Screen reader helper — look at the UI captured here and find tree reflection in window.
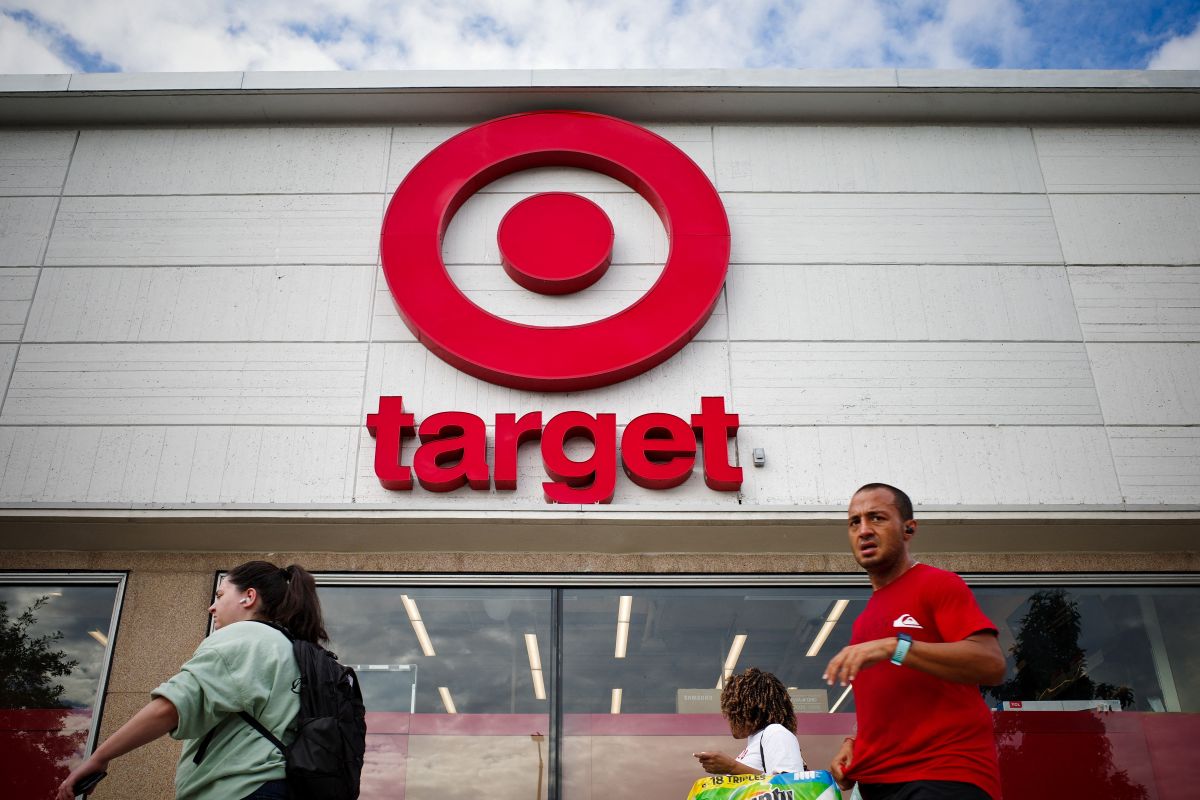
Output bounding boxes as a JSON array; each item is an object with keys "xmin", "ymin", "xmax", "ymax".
[
  {"xmin": 990, "ymin": 589, "xmax": 1147, "ymax": 800},
  {"xmin": 993, "ymin": 589, "xmax": 1133, "ymax": 709},
  {"xmin": 0, "ymin": 597, "xmax": 85, "ymax": 797}
]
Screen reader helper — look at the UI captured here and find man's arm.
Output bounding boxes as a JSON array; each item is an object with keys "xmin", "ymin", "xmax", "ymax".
[
  {"xmin": 823, "ymin": 631, "xmax": 1005, "ymax": 687},
  {"xmin": 830, "ymin": 737, "xmax": 855, "ymax": 790}
]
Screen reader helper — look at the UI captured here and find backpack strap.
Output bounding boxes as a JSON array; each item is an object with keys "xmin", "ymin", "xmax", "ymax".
[
  {"xmin": 237, "ymin": 711, "xmax": 288, "ymax": 753},
  {"xmin": 193, "ymin": 711, "xmax": 286, "ymax": 765},
  {"xmin": 193, "ymin": 726, "xmax": 218, "ymax": 765}
]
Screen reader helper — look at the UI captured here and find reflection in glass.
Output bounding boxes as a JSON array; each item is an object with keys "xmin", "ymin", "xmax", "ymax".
[
  {"xmin": 562, "ymin": 588, "xmax": 871, "ymax": 715},
  {"xmin": 0, "ymin": 583, "xmax": 120, "ymax": 799},
  {"xmin": 978, "ymin": 586, "xmax": 1200, "ymax": 714},
  {"xmin": 313, "ymin": 580, "xmax": 1197, "ymax": 800},
  {"xmin": 979, "ymin": 587, "xmax": 1184, "ymax": 800},
  {"xmin": 319, "ymin": 586, "xmax": 551, "ymax": 800},
  {"xmin": 560, "ymin": 588, "xmax": 871, "ymax": 800}
]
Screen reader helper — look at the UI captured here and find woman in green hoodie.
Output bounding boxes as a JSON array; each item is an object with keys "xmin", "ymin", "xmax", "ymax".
[{"xmin": 56, "ymin": 561, "xmax": 328, "ymax": 800}]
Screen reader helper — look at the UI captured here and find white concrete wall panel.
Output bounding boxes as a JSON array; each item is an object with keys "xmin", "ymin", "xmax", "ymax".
[
  {"xmin": 1051, "ymin": 194, "xmax": 1200, "ymax": 265},
  {"xmin": 386, "ymin": 123, "xmax": 716, "ymax": 193},
  {"xmin": 0, "ymin": 197, "xmax": 57, "ymax": 266},
  {"xmin": 363, "ymin": 341, "xmax": 730, "ymax": 423},
  {"xmin": 1035, "ymin": 128, "xmax": 1200, "ymax": 193},
  {"xmin": 724, "ymin": 194, "xmax": 1063, "ymax": 265},
  {"xmin": 372, "ymin": 264, "xmax": 727, "ymax": 342},
  {"xmin": 0, "ymin": 344, "xmax": 16, "ymax": 408},
  {"xmin": 0, "ymin": 268, "xmax": 38, "ymax": 341},
  {"xmin": 0, "ymin": 425, "xmax": 357, "ymax": 504},
  {"xmin": 1069, "ymin": 266, "xmax": 1200, "ymax": 342},
  {"xmin": 1108, "ymin": 427, "xmax": 1200, "ymax": 506},
  {"xmin": 25, "ymin": 265, "xmax": 375, "ymax": 342},
  {"xmin": 1, "ymin": 343, "xmax": 368, "ymax": 425},
  {"xmin": 44, "ymin": 195, "xmax": 383, "ymax": 266},
  {"xmin": 2, "ymin": 113, "xmax": 1198, "ymax": 516},
  {"xmin": 0, "ymin": 131, "xmax": 75, "ymax": 196},
  {"xmin": 714, "ymin": 126, "xmax": 1044, "ymax": 193},
  {"xmin": 738, "ymin": 425, "xmax": 1121, "ymax": 508},
  {"xmin": 730, "ymin": 342, "xmax": 1101, "ymax": 425},
  {"xmin": 727, "ymin": 264, "xmax": 1080, "ymax": 341},
  {"xmin": 1089, "ymin": 343, "xmax": 1200, "ymax": 425},
  {"xmin": 353, "ymin": 425, "xmax": 738, "ymax": 508},
  {"xmin": 65, "ymin": 128, "xmax": 390, "ymax": 195}
]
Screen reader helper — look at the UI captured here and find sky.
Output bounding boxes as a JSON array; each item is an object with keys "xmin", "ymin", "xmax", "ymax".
[{"xmin": 0, "ymin": 0, "xmax": 1198, "ymax": 74}]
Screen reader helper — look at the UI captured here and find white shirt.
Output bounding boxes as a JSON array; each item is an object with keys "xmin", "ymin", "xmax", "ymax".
[{"xmin": 734, "ymin": 723, "xmax": 806, "ymax": 774}]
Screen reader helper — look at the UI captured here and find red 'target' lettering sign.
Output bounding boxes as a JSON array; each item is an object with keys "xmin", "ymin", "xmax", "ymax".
[
  {"xmin": 367, "ymin": 397, "xmax": 742, "ymax": 504},
  {"xmin": 370, "ymin": 112, "xmax": 738, "ymax": 502}
]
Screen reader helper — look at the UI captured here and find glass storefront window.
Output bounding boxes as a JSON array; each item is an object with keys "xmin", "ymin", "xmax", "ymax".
[
  {"xmin": 978, "ymin": 586, "xmax": 1200, "ymax": 713},
  {"xmin": 316, "ymin": 584, "xmax": 552, "ymax": 800},
  {"xmin": 560, "ymin": 587, "xmax": 872, "ymax": 799},
  {"xmin": 309, "ymin": 576, "xmax": 1197, "ymax": 800},
  {"xmin": 0, "ymin": 573, "xmax": 124, "ymax": 800}
]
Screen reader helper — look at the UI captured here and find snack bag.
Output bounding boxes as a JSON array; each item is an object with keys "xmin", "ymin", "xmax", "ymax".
[{"xmin": 686, "ymin": 770, "xmax": 842, "ymax": 800}]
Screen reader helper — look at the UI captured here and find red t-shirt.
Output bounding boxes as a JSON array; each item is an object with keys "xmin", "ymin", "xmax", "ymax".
[{"xmin": 847, "ymin": 564, "xmax": 1002, "ymax": 799}]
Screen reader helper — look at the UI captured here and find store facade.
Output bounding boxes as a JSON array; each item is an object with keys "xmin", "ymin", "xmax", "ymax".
[{"xmin": 1, "ymin": 69, "xmax": 1198, "ymax": 799}]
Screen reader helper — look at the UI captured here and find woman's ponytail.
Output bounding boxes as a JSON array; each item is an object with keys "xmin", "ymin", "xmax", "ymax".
[
  {"xmin": 274, "ymin": 564, "xmax": 328, "ymax": 644},
  {"xmin": 226, "ymin": 560, "xmax": 329, "ymax": 644}
]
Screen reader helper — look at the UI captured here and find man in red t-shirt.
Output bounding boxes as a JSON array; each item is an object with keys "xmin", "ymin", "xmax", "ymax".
[{"xmin": 823, "ymin": 483, "xmax": 1006, "ymax": 800}]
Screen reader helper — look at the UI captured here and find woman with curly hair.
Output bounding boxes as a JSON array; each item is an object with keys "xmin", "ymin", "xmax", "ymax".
[{"xmin": 694, "ymin": 667, "xmax": 807, "ymax": 775}]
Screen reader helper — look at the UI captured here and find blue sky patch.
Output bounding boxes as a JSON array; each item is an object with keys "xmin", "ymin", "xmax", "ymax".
[{"xmin": 4, "ymin": 8, "xmax": 120, "ymax": 72}]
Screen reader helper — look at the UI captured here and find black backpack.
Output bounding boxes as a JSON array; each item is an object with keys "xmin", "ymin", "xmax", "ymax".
[{"xmin": 195, "ymin": 621, "xmax": 367, "ymax": 800}]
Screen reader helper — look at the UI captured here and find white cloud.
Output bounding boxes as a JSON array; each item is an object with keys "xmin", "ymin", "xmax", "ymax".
[
  {"xmin": 1148, "ymin": 19, "xmax": 1200, "ymax": 69},
  {"xmin": 0, "ymin": 13, "xmax": 73, "ymax": 72},
  {"xmin": 0, "ymin": 0, "xmax": 1034, "ymax": 73}
]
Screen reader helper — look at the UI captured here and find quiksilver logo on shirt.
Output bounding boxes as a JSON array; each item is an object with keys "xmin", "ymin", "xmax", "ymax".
[{"xmin": 893, "ymin": 613, "xmax": 924, "ymax": 629}]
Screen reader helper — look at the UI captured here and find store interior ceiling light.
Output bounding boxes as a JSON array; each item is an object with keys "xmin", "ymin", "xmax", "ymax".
[
  {"xmin": 717, "ymin": 633, "xmax": 748, "ymax": 688},
  {"xmin": 400, "ymin": 594, "xmax": 436, "ymax": 657},
  {"xmin": 615, "ymin": 594, "xmax": 633, "ymax": 658},
  {"xmin": 611, "ymin": 688, "xmax": 623, "ymax": 715},
  {"xmin": 88, "ymin": 629, "xmax": 108, "ymax": 647},
  {"xmin": 806, "ymin": 599, "xmax": 850, "ymax": 658},
  {"xmin": 525, "ymin": 633, "xmax": 547, "ymax": 700},
  {"xmin": 438, "ymin": 686, "xmax": 458, "ymax": 714},
  {"xmin": 830, "ymin": 684, "xmax": 853, "ymax": 714}
]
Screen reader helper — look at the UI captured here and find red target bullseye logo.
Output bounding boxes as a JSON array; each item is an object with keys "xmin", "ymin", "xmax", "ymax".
[{"xmin": 379, "ymin": 110, "xmax": 730, "ymax": 392}]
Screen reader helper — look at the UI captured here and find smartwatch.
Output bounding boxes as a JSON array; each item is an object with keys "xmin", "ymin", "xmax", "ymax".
[{"xmin": 890, "ymin": 632, "xmax": 913, "ymax": 666}]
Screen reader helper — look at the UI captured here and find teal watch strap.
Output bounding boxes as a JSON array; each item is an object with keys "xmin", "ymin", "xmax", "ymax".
[{"xmin": 890, "ymin": 632, "xmax": 913, "ymax": 666}]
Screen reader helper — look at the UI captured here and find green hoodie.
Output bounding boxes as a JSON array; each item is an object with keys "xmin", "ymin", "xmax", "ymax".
[{"xmin": 152, "ymin": 620, "xmax": 299, "ymax": 800}]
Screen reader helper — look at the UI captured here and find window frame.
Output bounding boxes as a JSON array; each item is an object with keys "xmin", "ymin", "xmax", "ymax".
[
  {"xmin": 302, "ymin": 570, "xmax": 1198, "ymax": 799},
  {"xmin": 0, "ymin": 571, "xmax": 128, "ymax": 757}
]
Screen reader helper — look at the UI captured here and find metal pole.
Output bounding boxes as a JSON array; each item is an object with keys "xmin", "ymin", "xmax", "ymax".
[
  {"xmin": 410, "ymin": 663, "xmax": 418, "ymax": 715},
  {"xmin": 549, "ymin": 589, "xmax": 563, "ymax": 800}
]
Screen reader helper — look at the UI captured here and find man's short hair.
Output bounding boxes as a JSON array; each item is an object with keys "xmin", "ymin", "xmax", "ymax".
[{"xmin": 854, "ymin": 482, "xmax": 914, "ymax": 521}]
